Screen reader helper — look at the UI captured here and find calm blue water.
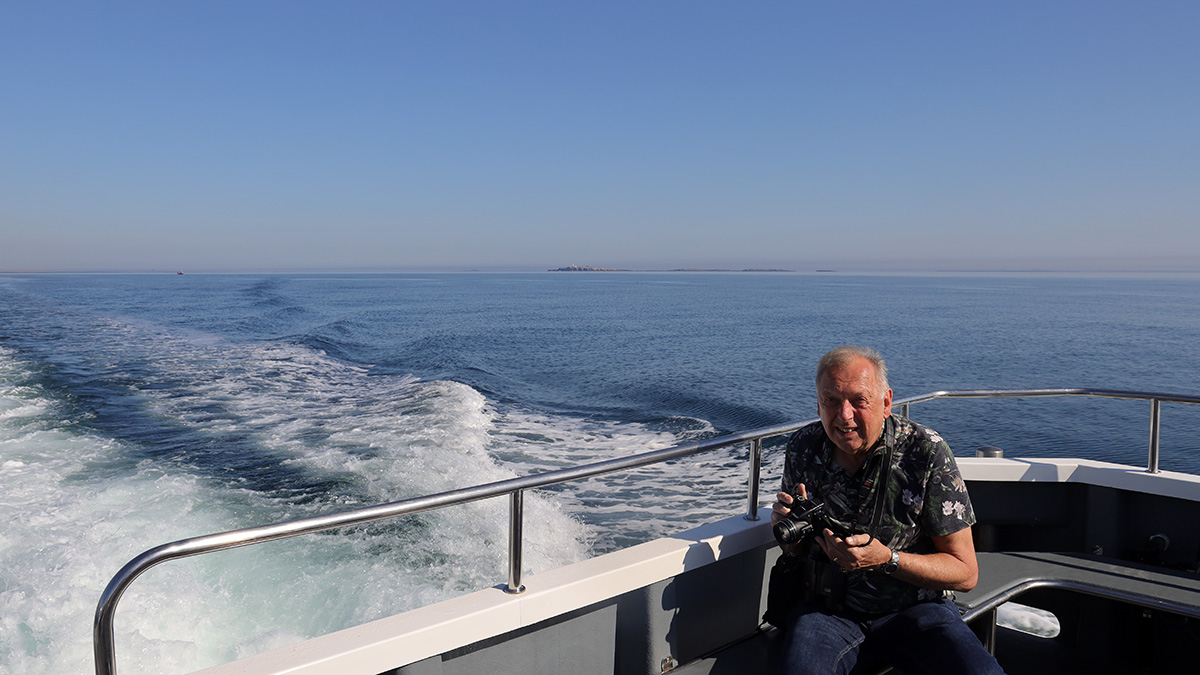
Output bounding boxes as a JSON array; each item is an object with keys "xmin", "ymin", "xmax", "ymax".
[{"xmin": 3, "ymin": 272, "xmax": 1200, "ymax": 673}]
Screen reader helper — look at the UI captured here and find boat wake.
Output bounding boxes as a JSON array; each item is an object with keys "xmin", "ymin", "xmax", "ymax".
[{"xmin": 0, "ymin": 312, "xmax": 740, "ymax": 673}]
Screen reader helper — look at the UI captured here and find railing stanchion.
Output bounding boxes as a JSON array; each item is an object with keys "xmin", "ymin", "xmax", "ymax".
[
  {"xmin": 1148, "ymin": 398, "xmax": 1161, "ymax": 474},
  {"xmin": 899, "ymin": 403, "xmax": 910, "ymax": 419},
  {"xmin": 506, "ymin": 490, "xmax": 526, "ymax": 593},
  {"xmin": 745, "ymin": 439, "xmax": 762, "ymax": 520}
]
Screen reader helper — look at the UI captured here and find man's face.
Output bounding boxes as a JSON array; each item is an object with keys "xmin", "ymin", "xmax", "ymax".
[{"xmin": 817, "ymin": 356, "xmax": 893, "ymax": 456}]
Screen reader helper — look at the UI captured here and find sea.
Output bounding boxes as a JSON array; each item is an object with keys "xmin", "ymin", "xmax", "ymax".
[{"xmin": 3, "ymin": 271, "xmax": 1200, "ymax": 674}]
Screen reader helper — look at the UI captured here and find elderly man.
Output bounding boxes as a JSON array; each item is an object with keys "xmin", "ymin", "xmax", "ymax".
[{"xmin": 771, "ymin": 346, "xmax": 1003, "ymax": 674}]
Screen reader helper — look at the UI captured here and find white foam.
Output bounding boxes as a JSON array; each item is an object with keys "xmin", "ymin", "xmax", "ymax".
[
  {"xmin": 0, "ymin": 337, "xmax": 594, "ymax": 674},
  {"xmin": 0, "ymin": 353, "xmax": 236, "ymax": 673},
  {"xmin": 486, "ymin": 409, "xmax": 759, "ymax": 551},
  {"xmin": 0, "ymin": 321, "xmax": 741, "ymax": 674}
]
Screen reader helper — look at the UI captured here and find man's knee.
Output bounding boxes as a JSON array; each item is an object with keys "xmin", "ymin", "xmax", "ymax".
[
  {"xmin": 907, "ymin": 598, "xmax": 972, "ymax": 633},
  {"xmin": 778, "ymin": 604, "xmax": 867, "ymax": 675},
  {"xmin": 874, "ymin": 601, "xmax": 1003, "ymax": 674}
]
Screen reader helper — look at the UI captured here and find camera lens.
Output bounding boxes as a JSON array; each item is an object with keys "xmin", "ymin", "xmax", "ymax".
[{"xmin": 773, "ymin": 517, "xmax": 813, "ymax": 546}]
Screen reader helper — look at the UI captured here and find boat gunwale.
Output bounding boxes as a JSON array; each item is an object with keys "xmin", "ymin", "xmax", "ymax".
[
  {"xmin": 191, "ymin": 456, "xmax": 1200, "ymax": 675},
  {"xmin": 94, "ymin": 387, "xmax": 1200, "ymax": 675}
]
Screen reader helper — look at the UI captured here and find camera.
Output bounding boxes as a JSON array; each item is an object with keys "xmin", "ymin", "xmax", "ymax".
[{"xmin": 772, "ymin": 495, "xmax": 854, "ymax": 547}]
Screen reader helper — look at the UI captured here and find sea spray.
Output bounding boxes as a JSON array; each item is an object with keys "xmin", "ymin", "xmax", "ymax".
[{"xmin": 0, "ymin": 338, "xmax": 595, "ymax": 673}]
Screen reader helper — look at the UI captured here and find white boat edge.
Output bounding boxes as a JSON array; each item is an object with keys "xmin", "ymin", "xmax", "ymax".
[{"xmin": 188, "ymin": 456, "xmax": 1200, "ymax": 675}]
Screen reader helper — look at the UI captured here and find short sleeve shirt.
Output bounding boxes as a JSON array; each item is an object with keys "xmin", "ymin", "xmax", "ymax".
[{"xmin": 782, "ymin": 414, "xmax": 975, "ymax": 614}]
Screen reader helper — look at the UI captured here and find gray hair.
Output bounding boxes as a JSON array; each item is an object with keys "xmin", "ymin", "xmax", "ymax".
[{"xmin": 816, "ymin": 345, "xmax": 890, "ymax": 394}]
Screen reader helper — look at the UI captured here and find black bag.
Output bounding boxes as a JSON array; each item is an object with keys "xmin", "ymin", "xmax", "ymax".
[
  {"xmin": 763, "ymin": 553, "xmax": 804, "ymax": 627},
  {"xmin": 764, "ymin": 550, "xmax": 848, "ymax": 627}
]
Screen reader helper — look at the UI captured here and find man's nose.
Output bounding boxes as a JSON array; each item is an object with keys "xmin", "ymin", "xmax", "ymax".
[{"xmin": 838, "ymin": 400, "xmax": 855, "ymax": 420}]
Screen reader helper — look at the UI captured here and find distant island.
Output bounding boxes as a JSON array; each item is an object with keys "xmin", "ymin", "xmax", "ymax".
[
  {"xmin": 549, "ymin": 266, "xmax": 792, "ymax": 272},
  {"xmin": 674, "ymin": 268, "xmax": 793, "ymax": 272}
]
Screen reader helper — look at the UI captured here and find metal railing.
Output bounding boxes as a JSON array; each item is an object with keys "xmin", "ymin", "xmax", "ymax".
[
  {"xmin": 94, "ymin": 387, "xmax": 1200, "ymax": 674},
  {"xmin": 893, "ymin": 388, "xmax": 1200, "ymax": 474}
]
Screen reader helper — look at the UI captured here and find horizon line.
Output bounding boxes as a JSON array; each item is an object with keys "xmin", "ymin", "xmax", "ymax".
[{"xmin": 6, "ymin": 267, "xmax": 1200, "ymax": 277}]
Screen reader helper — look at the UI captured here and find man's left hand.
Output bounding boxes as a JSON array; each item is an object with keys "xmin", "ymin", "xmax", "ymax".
[{"xmin": 816, "ymin": 529, "xmax": 890, "ymax": 571}]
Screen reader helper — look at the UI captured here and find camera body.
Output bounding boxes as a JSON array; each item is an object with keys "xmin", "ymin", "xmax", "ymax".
[{"xmin": 772, "ymin": 495, "xmax": 854, "ymax": 547}]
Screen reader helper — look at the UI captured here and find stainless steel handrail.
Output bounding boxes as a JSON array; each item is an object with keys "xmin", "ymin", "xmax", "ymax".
[
  {"xmin": 93, "ymin": 419, "xmax": 804, "ymax": 675},
  {"xmin": 94, "ymin": 387, "xmax": 1200, "ymax": 674},
  {"xmin": 892, "ymin": 388, "xmax": 1200, "ymax": 474}
]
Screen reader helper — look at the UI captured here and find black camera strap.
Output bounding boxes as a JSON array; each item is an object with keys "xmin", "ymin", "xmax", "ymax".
[{"xmin": 854, "ymin": 416, "xmax": 898, "ymax": 545}]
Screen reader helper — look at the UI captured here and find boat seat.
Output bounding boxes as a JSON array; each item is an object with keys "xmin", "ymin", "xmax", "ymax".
[
  {"xmin": 957, "ymin": 551, "xmax": 1200, "ymax": 624},
  {"xmin": 671, "ymin": 627, "xmax": 893, "ymax": 675},
  {"xmin": 682, "ymin": 552, "xmax": 1200, "ymax": 674}
]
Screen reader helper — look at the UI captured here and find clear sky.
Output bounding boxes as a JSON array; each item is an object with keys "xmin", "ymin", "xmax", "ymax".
[{"xmin": 2, "ymin": 1, "xmax": 1198, "ymax": 273}]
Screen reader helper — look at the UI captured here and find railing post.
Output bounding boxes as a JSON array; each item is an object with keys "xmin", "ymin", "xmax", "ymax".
[
  {"xmin": 94, "ymin": 601, "xmax": 117, "ymax": 675},
  {"xmin": 899, "ymin": 403, "xmax": 910, "ymax": 419},
  {"xmin": 506, "ymin": 490, "xmax": 526, "ymax": 593},
  {"xmin": 1148, "ymin": 398, "xmax": 1161, "ymax": 474},
  {"xmin": 745, "ymin": 439, "xmax": 762, "ymax": 520}
]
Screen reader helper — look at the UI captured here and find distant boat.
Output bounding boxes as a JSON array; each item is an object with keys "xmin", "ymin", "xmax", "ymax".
[{"xmin": 177, "ymin": 271, "xmax": 184, "ymax": 275}]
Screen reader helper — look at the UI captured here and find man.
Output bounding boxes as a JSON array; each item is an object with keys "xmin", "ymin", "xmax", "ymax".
[{"xmin": 771, "ymin": 346, "xmax": 1003, "ymax": 674}]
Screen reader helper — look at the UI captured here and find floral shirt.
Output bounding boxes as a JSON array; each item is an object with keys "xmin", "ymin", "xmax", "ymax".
[{"xmin": 782, "ymin": 414, "xmax": 975, "ymax": 615}]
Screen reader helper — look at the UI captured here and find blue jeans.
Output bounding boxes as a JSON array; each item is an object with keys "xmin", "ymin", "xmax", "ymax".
[{"xmin": 778, "ymin": 598, "xmax": 1005, "ymax": 675}]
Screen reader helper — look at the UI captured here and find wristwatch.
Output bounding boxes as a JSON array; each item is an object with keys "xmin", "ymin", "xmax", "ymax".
[{"xmin": 882, "ymin": 548, "xmax": 900, "ymax": 575}]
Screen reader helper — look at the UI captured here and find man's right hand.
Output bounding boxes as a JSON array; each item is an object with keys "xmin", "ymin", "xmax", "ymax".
[
  {"xmin": 771, "ymin": 485, "xmax": 808, "ymax": 556},
  {"xmin": 772, "ymin": 484, "xmax": 808, "ymax": 520}
]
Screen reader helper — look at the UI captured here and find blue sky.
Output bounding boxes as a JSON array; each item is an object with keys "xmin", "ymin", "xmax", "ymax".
[{"xmin": 2, "ymin": 2, "xmax": 1198, "ymax": 272}]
